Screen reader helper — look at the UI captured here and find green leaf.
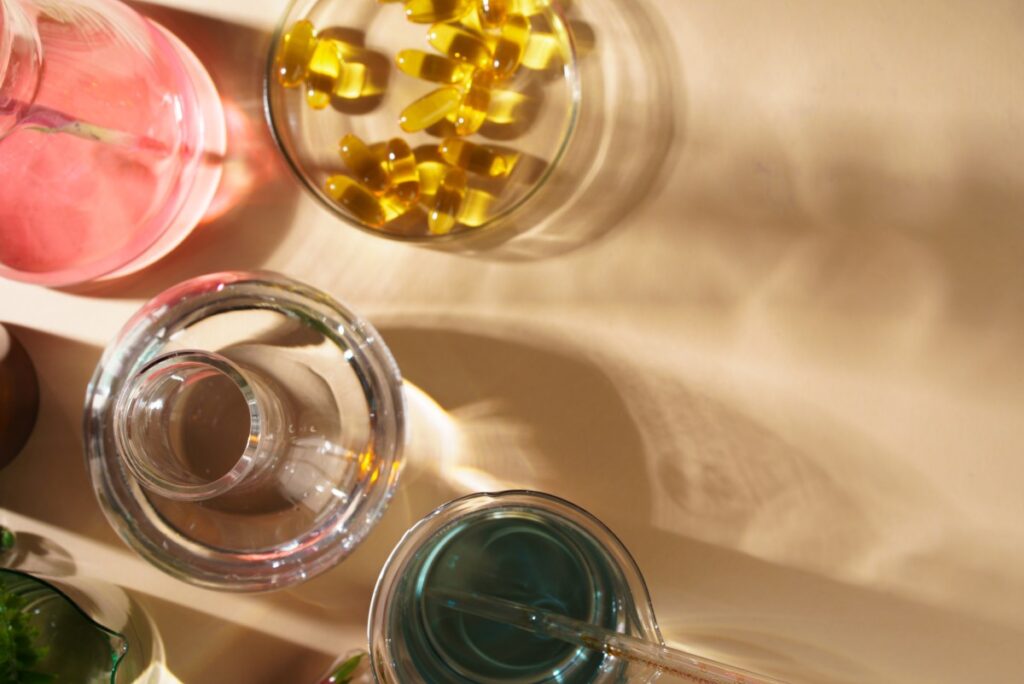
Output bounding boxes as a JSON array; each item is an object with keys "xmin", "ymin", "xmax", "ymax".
[{"xmin": 329, "ymin": 652, "xmax": 365, "ymax": 683}]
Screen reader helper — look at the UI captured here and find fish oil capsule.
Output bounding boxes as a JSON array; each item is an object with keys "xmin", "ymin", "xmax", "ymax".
[
  {"xmin": 457, "ymin": 187, "xmax": 496, "ymax": 226},
  {"xmin": 439, "ymin": 137, "xmax": 513, "ymax": 177},
  {"xmin": 486, "ymin": 88, "xmax": 529, "ymax": 124},
  {"xmin": 428, "ymin": 23, "xmax": 493, "ymax": 70},
  {"xmin": 428, "ymin": 167, "xmax": 467, "ymax": 235},
  {"xmin": 379, "ymin": 188, "xmax": 416, "ymax": 222},
  {"xmin": 510, "ymin": 0, "xmax": 547, "ymax": 15},
  {"xmin": 275, "ymin": 20, "xmax": 318, "ymax": 87},
  {"xmin": 303, "ymin": 40, "xmax": 364, "ymax": 108},
  {"xmin": 405, "ymin": 0, "xmax": 472, "ymax": 24},
  {"xmin": 413, "ymin": 145, "xmax": 449, "ymax": 199},
  {"xmin": 452, "ymin": 69, "xmax": 494, "ymax": 136},
  {"xmin": 332, "ymin": 60, "xmax": 368, "ymax": 99},
  {"xmin": 477, "ymin": 0, "xmax": 507, "ymax": 27},
  {"xmin": 396, "ymin": 49, "xmax": 475, "ymax": 84},
  {"xmin": 460, "ymin": 6, "xmax": 485, "ymax": 34},
  {"xmin": 340, "ymin": 134, "xmax": 389, "ymax": 193},
  {"xmin": 491, "ymin": 13, "xmax": 530, "ymax": 78},
  {"xmin": 521, "ymin": 31, "xmax": 563, "ymax": 70},
  {"xmin": 399, "ymin": 86, "xmax": 462, "ymax": 132},
  {"xmin": 384, "ymin": 138, "xmax": 420, "ymax": 203},
  {"xmin": 324, "ymin": 175, "xmax": 386, "ymax": 227}
]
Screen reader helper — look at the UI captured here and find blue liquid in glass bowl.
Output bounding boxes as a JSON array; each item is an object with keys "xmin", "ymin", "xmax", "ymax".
[{"xmin": 371, "ymin": 492, "xmax": 662, "ymax": 683}]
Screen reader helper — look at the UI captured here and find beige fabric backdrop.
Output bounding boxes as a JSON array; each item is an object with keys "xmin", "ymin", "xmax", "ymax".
[{"xmin": 2, "ymin": 0, "xmax": 1023, "ymax": 680}]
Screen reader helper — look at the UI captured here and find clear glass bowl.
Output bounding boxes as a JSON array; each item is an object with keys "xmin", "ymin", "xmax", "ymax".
[
  {"xmin": 0, "ymin": 0, "xmax": 225, "ymax": 286},
  {"xmin": 83, "ymin": 271, "xmax": 405, "ymax": 592},
  {"xmin": 264, "ymin": 0, "xmax": 579, "ymax": 243},
  {"xmin": 368, "ymin": 490, "xmax": 663, "ymax": 683}
]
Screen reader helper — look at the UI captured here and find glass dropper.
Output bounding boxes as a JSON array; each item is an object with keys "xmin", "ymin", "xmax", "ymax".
[{"xmin": 428, "ymin": 588, "xmax": 787, "ymax": 684}]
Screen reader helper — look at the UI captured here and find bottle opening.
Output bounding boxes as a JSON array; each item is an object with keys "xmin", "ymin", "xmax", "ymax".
[
  {"xmin": 165, "ymin": 365, "xmax": 252, "ymax": 483},
  {"xmin": 114, "ymin": 350, "xmax": 264, "ymax": 501}
]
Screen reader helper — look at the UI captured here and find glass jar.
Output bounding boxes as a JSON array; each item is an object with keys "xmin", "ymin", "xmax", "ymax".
[
  {"xmin": 369, "ymin": 491, "xmax": 663, "ymax": 683},
  {"xmin": 83, "ymin": 272, "xmax": 405, "ymax": 591},
  {"xmin": 0, "ymin": 0, "xmax": 225, "ymax": 286}
]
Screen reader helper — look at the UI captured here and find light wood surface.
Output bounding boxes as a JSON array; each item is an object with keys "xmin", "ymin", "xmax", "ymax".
[{"xmin": 2, "ymin": 0, "xmax": 1024, "ymax": 681}]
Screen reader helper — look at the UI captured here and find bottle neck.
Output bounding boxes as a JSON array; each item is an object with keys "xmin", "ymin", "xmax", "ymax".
[
  {"xmin": 113, "ymin": 350, "xmax": 285, "ymax": 502},
  {"xmin": 0, "ymin": 0, "xmax": 41, "ymax": 139}
]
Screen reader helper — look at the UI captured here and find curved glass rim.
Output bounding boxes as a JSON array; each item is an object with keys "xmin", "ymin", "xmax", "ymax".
[
  {"xmin": 83, "ymin": 270, "xmax": 406, "ymax": 592},
  {"xmin": 0, "ymin": 0, "xmax": 13, "ymax": 98},
  {"xmin": 113, "ymin": 349, "xmax": 265, "ymax": 501},
  {"xmin": 262, "ymin": 0, "xmax": 581, "ymax": 244},
  {"xmin": 0, "ymin": 568, "xmax": 128, "ymax": 683},
  {"xmin": 367, "ymin": 489, "xmax": 663, "ymax": 682}
]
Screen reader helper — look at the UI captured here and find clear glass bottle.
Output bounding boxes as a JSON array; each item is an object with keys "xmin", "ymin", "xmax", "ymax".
[
  {"xmin": 0, "ymin": 0, "xmax": 226, "ymax": 286},
  {"xmin": 0, "ymin": 323, "xmax": 39, "ymax": 468},
  {"xmin": 83, "ymin": 272, "xmax": 406, "ymax": 591}
]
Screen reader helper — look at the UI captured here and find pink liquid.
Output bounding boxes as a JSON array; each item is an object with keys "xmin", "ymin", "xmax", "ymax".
[{"xmin": 0, "ymin": 0, "xmax": 224, "ymax": 285}]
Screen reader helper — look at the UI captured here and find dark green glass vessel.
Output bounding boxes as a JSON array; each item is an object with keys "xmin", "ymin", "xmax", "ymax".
[{"xmin": 0, "ymin": 569, "xmax": 127, "ymax": 683}]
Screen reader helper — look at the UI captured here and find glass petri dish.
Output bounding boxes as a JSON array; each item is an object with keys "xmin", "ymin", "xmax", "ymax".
[{"xmin": 264, "ymin": 0, "xmax": 579, "ymax": 242}]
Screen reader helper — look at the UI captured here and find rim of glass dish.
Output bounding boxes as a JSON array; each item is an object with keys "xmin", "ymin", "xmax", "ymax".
[
  {"xmin": 0, "ymin": 0, "xmax": 12, "ymax": 92},
  {"xmin": 367, "ymin": 490, "xmax": 663, "ymax": 682},
  {"xmin": 0, "ymin": 568, "xmax": 129, "ymax": 682},
  {"xmin": 82, "ymin": 271, "xmax": 406, "ymax": 592},
  {"xmin": 263, "ymin": 0, "xmax": 581, "ymax": 244}
]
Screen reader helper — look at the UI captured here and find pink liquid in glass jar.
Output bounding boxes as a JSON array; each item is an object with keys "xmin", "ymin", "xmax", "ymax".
[{"xmin": 0, "ymin": 0, "xmax": 225, "ymax": 286}]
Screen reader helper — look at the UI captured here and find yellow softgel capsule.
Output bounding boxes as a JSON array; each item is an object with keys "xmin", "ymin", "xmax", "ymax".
[
  {"xmin": 305, "ymin": 39, "xmax": 357, "ymax": 109},
  {"xmin": 332, "ymin": 60, "xmax": 368, "ymax": 99},
  {"xmin": 459, "ymin": 5, "xmax": 487, "ymax": 36},
  {"xmin": 491, "ymin": 13, "xmax": 530, "ymax": 78},
  {"xmin": 385, "ymin": 138, "xmax": 420, "ymax": 203},
  {"xmin": 405, "ymin": 0, "xmax": 472, "ymax": 24},
  {"xmin": 428, "ymin": 23, "xmax": 493, "ymax": 70},
  {"xmin": 413, "ymin": 145, "xmax": 449, "ymax": 199},
  {"xmin": 399, "ymin": 86, "xmax": 462, "ymax": 132},
  {"xmin": 521, "ymin": 31, "xmax": 563, "ymax": 70},
  {"xmin": 439, "ymin": 137, "xmax": 513, "ymax": 177},
  {"xmin": 324, "ymin": 175, "xmax": 386, "ymax": 227},
  {"xmin": 457, "ymin": 187, "xmax": 496, "ymax": 227},
  {"xmin": 486, "ymin": 88, "xmax": 529, "ymax": 124},
  {"xmin": 428, "ymin": 167, "xmax": 467, "ymax": 235},
  {"xmin": 396, "ymin": 49, "xmax": 475, "ymax": 84},
  {"xmin": 477, "ymin": 0, "xmax": 507, "ymax": 27},
  {"xmin": 380, "ymin": 188, "xmax": 416, "ymax": 222},
  {"xmin": 508, "ymin": 0, "xmax": 547, "ymax": 15},
  {"xmin": 340, "ymin": 134, "xmax": 389, "ymax": 193},
  {"xmin": 452, "ymin": 69, "xmax": 494, "ymax": 136},
  {"xmin": 275, "ymin": 20, "xmax": 318, "ymax": 88}
]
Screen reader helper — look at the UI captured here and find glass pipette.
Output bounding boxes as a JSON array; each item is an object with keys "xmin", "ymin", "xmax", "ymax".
[{"xmin": 428, "ymin": 588, "xmax": 787, "ymax": 684}]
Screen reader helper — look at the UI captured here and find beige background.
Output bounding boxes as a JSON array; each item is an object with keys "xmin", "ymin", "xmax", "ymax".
[{"xmin": 3, "ymin": 0, "xmax": 1024, "ymax": 681}]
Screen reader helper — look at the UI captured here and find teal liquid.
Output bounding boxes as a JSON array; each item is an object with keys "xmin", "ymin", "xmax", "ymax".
[{"xmin": 391, "ymin": 510, "xmax": 625, "ymax": 683}]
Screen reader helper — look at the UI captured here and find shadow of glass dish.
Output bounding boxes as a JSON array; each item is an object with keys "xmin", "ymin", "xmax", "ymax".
[{"xmin": 444, "ymin": 0, "xmax": 684, "ymax": 259}]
